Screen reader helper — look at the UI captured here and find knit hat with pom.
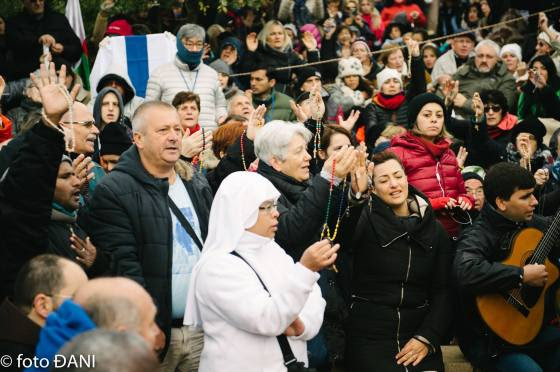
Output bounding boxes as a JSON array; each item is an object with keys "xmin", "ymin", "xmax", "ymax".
[{"xmin": 337, "ymin": 57, "xmax": 364, "ymax": 79}]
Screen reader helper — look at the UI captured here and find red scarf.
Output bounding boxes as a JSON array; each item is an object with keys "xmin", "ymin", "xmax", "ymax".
[
  {"xmin": 373, "ymin": 92, "xmax": 405, "ymax": 110},
  {"xmin": 188, "ymin": 123, "xmax": 201, "ymax": 135},
  {"xmin": 486, "ymin": 113, "xmax": 518, "ymax": 139},
  {"xmin": 418, "ymin": 136, "xmax": 450, "ymax": 158}
]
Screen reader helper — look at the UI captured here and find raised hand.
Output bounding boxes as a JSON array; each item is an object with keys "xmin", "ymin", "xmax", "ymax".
[
  {"xmin": 406, "ymin": 38, "xmax": 420, "ymax": 57},
  {"xmin": 300, "ymin": 239, "xmax": 340, "ymax": 272},
  {"xmin": 70, "ymin": 234, "xmax": 97, "ymax": 268},
  {"xmin": 38, "ymin": 34, "xmax": 56, "ymax": 47},
  {"xmin": 247, "ymin": 104, "xmax": 266, "ymax": 140},
  {"xmin": 539, "ymin": 12, "xmax": 549, "ymax": 32},
  {"xmin": 534, "ymin": 168, "xmax": 550, "ymax": 187},
  {"xmin": 73, "ymin": 154, "xmax": 95, "ymax": 189},
  {"xmin": 30, "ymin": 63, "xmax": 81, "ymax": 126},
  {"xmin": 246, "ymin": 32, "xmax": 258, "ymax": 52},
  {"xmin": 290, "ymin": 100, "xmax": 308, "ymax": 123},
  {"xmin": 301, "ymin": 31, "xmax": 318, "ymax": 51},
  {"xmin": 351, "ymin": 143, "xmax": 372, "ymax": 194},
  {"xmin": 182, "ymin": 129, "xmax": 213, "ymax": 158},
  {"xmin": 338, "ymin": 110, "xmax": 360, "ymax": 132},
  {"xmin": 456, "ymin": 146, "xmax": 468, "ymax": 169},
  {"xmin": 442, "ymin": 80, "xmax": 459, "ymax": 107}
]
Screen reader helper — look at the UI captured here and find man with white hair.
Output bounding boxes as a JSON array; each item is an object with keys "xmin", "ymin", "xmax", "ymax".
[
  {"xmin": 227, "ymin": 93, "xmax": 254, "ymax": 120},
  {"xmin": 145, "ymin": 24, "xmax": 227, "ymax": 129},
  {"xmin": 81, "ymin": 101, "xmax": 213, "ymax": 371},
  {"xmin": 449, "ymin": 39, "xmax": 515, "ymax": 119}
]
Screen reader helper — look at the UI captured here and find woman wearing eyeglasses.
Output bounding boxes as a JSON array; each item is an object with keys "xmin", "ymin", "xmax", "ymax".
[
  {"xmin": 390, "ymin": 93, "xmax": 473, "ymax": 240},
  {"xmin": 185, "ymin": 171, "xmax": 334, "ymax": 371}
]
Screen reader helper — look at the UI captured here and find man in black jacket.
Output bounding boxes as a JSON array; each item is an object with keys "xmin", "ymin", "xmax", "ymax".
[
  {"xmin": 454, "ymin": 162, "xmax": 560, "ymax": 371},
  {"xmin": 6, "ymin": 0, "xmax": 81, "ymax": 81},
  {"xmin": 81, "ymin": 101, "xmax": 213, "ymax": 370}
]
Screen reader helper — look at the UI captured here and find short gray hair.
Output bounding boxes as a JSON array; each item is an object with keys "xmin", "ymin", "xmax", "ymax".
[
  {"xmin": 177, "ymin": 23, "xmax": 205, "ymax": 42},
  {"xmin": 131, "ymin": 100, "xmax": 177, "ymax": 133},
  {"xmin": 255, "ymin": 121, "xmax": 312, "ymax": 164},
  {"xmin": 475, "ymin": 39, "xmax": 500, "ymax": 57},
  {"xmin": 227, "ymin": 93, "xmax": 250, "ymax": 113},
  {"xmin": 80, "ymin": 295, "xmax": 142, "ymax": 332},
  {"xmin": 56, "ymin": 329, "xmax": 158, "ymax": 372}
]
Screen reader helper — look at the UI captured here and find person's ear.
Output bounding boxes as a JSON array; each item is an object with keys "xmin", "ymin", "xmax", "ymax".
[
  {"xmin": 269, "ymin": 156, "xmax": 283, "ymax": 172},
  {"xmin": 133, "ymin": 132, "xmax": 144, "ymax": 149},
  {"xmin": 32, "ymin": 293, "xmax": 53, "ymax": 320},
  {"xmin": 269, "ymin": 78, "xmax": 276, "ymax": 88},
  {"xmin": 495, "ymin": 197, "xmax": 507, "ymax": 212}
]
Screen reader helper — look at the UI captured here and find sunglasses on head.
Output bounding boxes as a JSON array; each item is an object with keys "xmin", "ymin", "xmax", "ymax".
[{"xmin": 484, "ymin": 104, "xmax": 502, "ymax": 113}]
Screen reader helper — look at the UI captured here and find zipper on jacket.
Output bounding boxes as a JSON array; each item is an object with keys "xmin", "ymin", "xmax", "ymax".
[
  {"xmin": 381, "ymin": 232, "xmax": 408, "ymax": 248},
  {"xmin": 435, "ymin": 161, "xmax": 445, "ymax": 197},
  {"xmin": 396, "ymin": 242, "xmax": 413, "ymax": 372}
]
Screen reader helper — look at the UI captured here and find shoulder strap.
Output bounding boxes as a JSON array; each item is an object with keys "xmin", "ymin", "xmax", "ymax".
[
  {"xmin": 229, "ymin": 251, "xmax": 299, "ymax": 367},
  {"xmin": 168, "ymin": 197, "xmax": 203, "ymax": 250}
]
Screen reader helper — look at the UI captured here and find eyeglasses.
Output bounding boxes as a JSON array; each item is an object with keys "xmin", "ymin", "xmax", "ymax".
[
  {"xmin": 258, "ymin": 201, "xmax": 278, "ymax": 214},
  {"xmin": 484, "ymin": 104, "xmax": 502, "ymax": 113},
  {"xmin": 183, "ymin": 42, "xmax": 204, "ymax": 50},
  {"xmin": 60, "ymin": 120, "xmax": 96, "ymax": 129}
]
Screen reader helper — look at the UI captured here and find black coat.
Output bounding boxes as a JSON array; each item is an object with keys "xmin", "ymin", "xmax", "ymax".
[
  {"xmin": 345, "ymin": 189, "xmax": 452, "ymax": 372},
  {"xmin": 6, "ymin": 10, "xmax": 82, "ymax": 80},
  {"xmin": 257, "ymin": 161, "xmax": 334, "ymax": 261},
  {"xmin": 80, "ymin": 146, "xmax": 212, "ymax": 352},
  {"xmin": 0, "ymin": 298, "xmax": 41, "ymax": 372},
  {"xmin": 0, "ymin": 123, "xmax": 64, "ymax": 301},
  {"xmin": 47, "ymin": 214, "xmax": 110, "ymax": 278},
  {"xmin": 454, "ymin": 203, "xmax": 559, "ymax": 368}
]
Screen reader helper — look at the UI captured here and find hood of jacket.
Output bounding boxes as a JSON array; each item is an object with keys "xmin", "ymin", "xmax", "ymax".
[
  {"xmin": 96, "ymin": 65, "xmax": 137, "ymax": 105},
  {"xmin": 93, "ymin": 87, "xmax": 125, "ymax": 129},
  {"xmin": 367, "ymin": 186, "xmax": 437, "ymax": 250}
]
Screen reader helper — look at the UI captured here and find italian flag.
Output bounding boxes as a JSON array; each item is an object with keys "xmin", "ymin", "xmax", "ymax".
[{"xmin": 65, "ymin": 0, "xmax": 91, "ymax": 90}]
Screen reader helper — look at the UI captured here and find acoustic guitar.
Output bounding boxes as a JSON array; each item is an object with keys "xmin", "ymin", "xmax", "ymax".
[{"xmin": 476, "ymin": 216, "xmax": 560, "ymax": 346}]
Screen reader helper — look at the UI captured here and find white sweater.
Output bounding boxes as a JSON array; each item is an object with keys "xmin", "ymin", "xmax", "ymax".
[
  {"xmin": 145, "ymin": 57, "xmax": 227, "ymax": 129},
  {"xmin": 193, "ymin": 233, "xmax": 325, "ymax": 372}
]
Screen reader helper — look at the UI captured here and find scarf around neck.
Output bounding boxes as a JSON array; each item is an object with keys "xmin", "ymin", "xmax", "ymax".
[{"xmin": 373, "ymin": 92, "xmax": 406, "ymax": 110}]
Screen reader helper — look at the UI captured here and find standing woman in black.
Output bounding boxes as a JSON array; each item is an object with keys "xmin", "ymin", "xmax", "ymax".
[{"xmin": 345, "ymin": 150, "xmax": 452, "ymax": 372}]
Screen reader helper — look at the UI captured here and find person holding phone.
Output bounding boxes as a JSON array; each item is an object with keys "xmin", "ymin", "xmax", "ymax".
[{"xmin": 518, "ymin": 55, "xmax": 560, "ymax": 121}]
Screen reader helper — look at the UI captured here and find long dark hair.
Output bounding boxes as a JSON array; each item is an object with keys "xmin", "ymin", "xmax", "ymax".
[{"xmin": 519, "ymin": 55, "xmax": 560, "ymax": 119}]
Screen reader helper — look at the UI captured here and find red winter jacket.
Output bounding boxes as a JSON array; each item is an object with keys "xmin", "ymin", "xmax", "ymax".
[{"xmin": 390, "ymin": 132, "xmax": 473, "ymax": 238}]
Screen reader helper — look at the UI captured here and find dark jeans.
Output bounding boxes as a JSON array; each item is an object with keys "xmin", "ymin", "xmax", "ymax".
[{"xmin": 495, "ymin": 326, "xmax": 560, "ymax": 372}]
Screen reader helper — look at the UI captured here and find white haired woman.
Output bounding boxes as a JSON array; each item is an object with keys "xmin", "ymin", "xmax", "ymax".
[
  {"xmin": 241, "ymin": 20, "xmax": 320, "ymax": 94},
  {"xmin": 185, "ymin": 171, "xmax": 336, "ymax": 371}
]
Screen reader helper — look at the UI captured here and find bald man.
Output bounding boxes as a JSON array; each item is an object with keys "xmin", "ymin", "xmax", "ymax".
[
  {"xmin": 73, "ymin": 278, "xmax": 162, "ymax": 352},
  {"xmin": 58, "ymin": 102, "xmax": 99, "ymax": 156}
]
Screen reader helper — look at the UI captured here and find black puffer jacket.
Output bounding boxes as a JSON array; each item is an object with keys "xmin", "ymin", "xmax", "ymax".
[
  {"xmin": 345, "ymin": 188, "xmax": 451, "ymax": 371},
  {"xmin": 0, "ymin": 123, "xmax": 64, "ymax": 301},
  {"xmin": 454, "ymin": 203, "xmax": 558, "ymax": 369},
  {"xmin": 80, "ymin": 146, "xmax": 212, "ymax": 352}
]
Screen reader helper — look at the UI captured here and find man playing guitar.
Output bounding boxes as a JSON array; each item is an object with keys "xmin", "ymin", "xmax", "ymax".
[{"xmin": 454, "ymin": 162, "xmax": 560, "ymax": 371}]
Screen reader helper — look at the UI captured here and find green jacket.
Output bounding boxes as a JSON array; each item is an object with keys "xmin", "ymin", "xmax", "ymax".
[
  {"xmin": 253, "ymin": 90, "xmax": 295, "ymax": 122},
  {"xmin": 517, "ymin": 83, "xmax": 560, "ymax": 121},
  {"xmin": 451, "ymin": 58, "xmax": 515, "ymax": 118}
]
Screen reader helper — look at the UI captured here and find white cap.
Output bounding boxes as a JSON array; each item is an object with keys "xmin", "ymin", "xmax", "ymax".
[
  {"xmin": 376, "ymin": 68, "xmax": 403, "ymax": 90},
  {"xmin": 500, "ymin": 43, "xmax": 522, "ymax": 61}
]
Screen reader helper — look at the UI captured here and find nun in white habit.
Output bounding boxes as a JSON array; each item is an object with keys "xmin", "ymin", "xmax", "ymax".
[{"xmin": 184, "ymin": 171, "xmax": 334, "ymax": 372}]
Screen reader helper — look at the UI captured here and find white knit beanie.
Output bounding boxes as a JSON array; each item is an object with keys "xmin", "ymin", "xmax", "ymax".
[
  {"xmin": 337, "ymin": 57, "xmax": 364, "ymax": 79},
  {"xmin": 376, "ymin": 68, "xmax": 403, "ymax": 90},
  {"xmin": 538, "ymin": 32, "xmax": 552, "ymax": 46},
  {"xmin": 500, "ymin": 43, "xmax": 522, "ymax": 61}
]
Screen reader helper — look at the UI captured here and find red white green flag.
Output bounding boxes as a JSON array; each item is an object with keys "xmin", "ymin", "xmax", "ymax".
[{"xmin": 65, "ymin": 0, "xmax": 91, "ymax": 90}]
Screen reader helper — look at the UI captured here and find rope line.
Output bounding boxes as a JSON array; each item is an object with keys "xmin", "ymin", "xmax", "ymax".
[{"xmin": 228, "ymin": 6, "xmax": 560, "ymax": 78}]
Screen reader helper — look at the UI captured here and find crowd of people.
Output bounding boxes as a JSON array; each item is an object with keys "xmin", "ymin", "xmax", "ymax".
[{"xmin": 2, "ymin": 0, "xmax": 560, "ymax": 371}]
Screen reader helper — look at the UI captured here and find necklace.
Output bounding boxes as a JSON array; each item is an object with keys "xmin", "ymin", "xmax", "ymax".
[
  {"xmin": 198, "ymin": 129, "xmax": 205, "ymax": 173},
  {"xmin": 320, "ymin": 159, "xmax": 348, "ymax": 242},
  {"xmin": 313, "ymin": 119, "xmax": 321, "ymax": 159},
  {"xmin": 240, "ymin": 129, "xmax": 248, "ymax": 171},
  {"xmin": 178, "ymin": 68, "xmax": 199, "ymax": 92}
]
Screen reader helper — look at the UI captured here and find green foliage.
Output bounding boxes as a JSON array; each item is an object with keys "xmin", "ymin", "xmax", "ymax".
[{"xmin": 0, "ymin": 0, "xmax": 268, "ymax": 36}]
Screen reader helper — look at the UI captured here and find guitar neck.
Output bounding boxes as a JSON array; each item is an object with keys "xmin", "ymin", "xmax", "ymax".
[{"xmin": 531, "ymin": 209, "xmax": 560, "ymax": 265}]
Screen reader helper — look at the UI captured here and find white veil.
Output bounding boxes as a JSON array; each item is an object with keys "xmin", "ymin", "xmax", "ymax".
[{"xmin": 184, "ymin": 171, "xmax": 280, "ymax": 328}]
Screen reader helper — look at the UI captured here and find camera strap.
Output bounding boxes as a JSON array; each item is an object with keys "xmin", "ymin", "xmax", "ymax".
[{"xmin": 230, "ymin": 251, "xmax": 299, "ymax": 367}]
